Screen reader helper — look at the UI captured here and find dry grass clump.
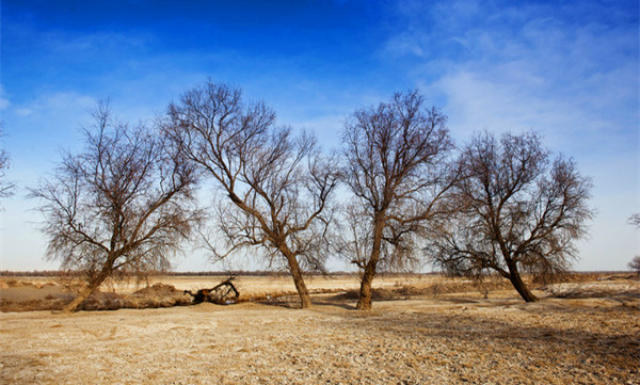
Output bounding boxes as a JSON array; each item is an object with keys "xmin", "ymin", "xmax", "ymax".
[
  {"xmin": 125, "ymin": 283, "xmax": 194, "ymax": 308},
  {"xmin": 0, "ymin": 283, "xmax": 194, "ymax": 312},
  {"xmin": 77, "ymin": 284, "xmax": 194, "ymax": 310}
]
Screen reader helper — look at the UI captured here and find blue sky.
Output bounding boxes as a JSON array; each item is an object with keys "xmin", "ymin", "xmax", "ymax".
[{"xmin": 1, "ymin": 0, "xmax": 638, "ymax": 271}]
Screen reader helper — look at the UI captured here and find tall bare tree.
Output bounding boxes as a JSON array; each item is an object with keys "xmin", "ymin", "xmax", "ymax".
[
  {"xmin": 164, "ymin": 82, "xmax": 339, "ymax": 308},
  {"xmin": 342, "ymin": 90, "xmax": 455, "ymax": 310},
  {"xmin": 427, "ymin": 132, "xmax": 593, "ymax": 302},
  {"xmin": 30, "ymin": 105, "xmax": 201, "ymax": 312}
]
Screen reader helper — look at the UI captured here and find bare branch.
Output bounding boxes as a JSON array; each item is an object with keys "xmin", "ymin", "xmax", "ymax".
[{"xmin": 0, "ymin": 123, "xmax": 15, "ymax": 199}]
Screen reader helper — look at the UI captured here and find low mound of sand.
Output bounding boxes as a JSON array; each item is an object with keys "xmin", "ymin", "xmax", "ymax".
[
  {"xmin": 126, "ymin": 283, "xmax": 194, "ymax": 308},
  {"xmin": 79, "ymin": 283, "xmax": 194, "ymax": 310}
]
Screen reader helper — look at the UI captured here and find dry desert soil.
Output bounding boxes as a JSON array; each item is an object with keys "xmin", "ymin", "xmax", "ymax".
[{"xmin": 1, "ymin": 274, "xmax": 639, "ymax": 384}]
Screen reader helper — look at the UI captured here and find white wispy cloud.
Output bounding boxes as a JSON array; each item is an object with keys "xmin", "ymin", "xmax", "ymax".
[
  {"xmin": 10, "ymin": 91, "xmax": 97, "ymax": 119},
  {"xmin": 39, "ymin": 29, "xmax": 152, "ymax": 56},
  {"xmin": 384, "ymin": 0, "xmax": 639, "ymax": 269},
  {"xmin": 387, "ymin": 1, "xmax": 638, "ymax": 145}
]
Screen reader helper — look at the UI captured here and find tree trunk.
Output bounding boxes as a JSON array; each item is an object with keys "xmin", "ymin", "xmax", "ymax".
[
  {"xmin": 356, "ymin": 259, "xmax": 377, "ymax": 310},
  {"xmin": 62, "ymin": 265, "xmax": 112, "ymax": 313},
  {"xmin": 281, "ymin": 246, "xmax": 312, "ymax": 309},
  {"xmin": 62, "ymin": 278, "xmax": 105, "ymax": 313},
  {"xmin": 61, "ymin": 285, "xmax": 96, "ymax": 313},
  {"xmin": 506, "ymin": 260, "xmax": 537, "ymax": 302},
  {"xmin": 356, "ymin": 212, "xmax": 384, "ymax": 310}
]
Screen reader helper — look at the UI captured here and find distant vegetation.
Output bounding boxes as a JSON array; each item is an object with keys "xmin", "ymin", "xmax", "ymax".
[{"xmin": 0, "ymin": 270, "xmax": 379, "ymax": 277}]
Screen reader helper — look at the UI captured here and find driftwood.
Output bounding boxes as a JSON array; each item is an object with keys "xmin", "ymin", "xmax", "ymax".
[{"xmin": 184, "ymin": 276, "xmax": 239, "ymax": 305}]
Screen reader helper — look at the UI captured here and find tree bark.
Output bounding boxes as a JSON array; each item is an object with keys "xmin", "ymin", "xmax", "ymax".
[
  {"xmin": 281, "ymin": 246, "xmax": 312, "ymax": 309},
  {"xmin": 506, "ymin": 260, "xmax": 537, "ymax": 302},
  {"xmin": 62, "ymin": 278, "xmax": 106, "ymax": 313},
  {"xmin": 61, "ymin": 285, "xmax": 96, "ymax": 313},
  {"xmin": 62, "ymin": 264, "xmax": 112, "ymax": 313},
  {"xmin": 356, "ymin": 259, "xmax": 377, "ymax": 310},
  {"xmin": 356, "ymin": 212, "xmax": 384, "ymax": 310}
]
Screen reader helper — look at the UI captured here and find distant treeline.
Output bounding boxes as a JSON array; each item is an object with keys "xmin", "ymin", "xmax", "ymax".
[
  {"xmin": 0, "ymin": 270, "xmax": 628, "ymax": 278},
  {"xmin": 0, "ymin": 270, "xmax": 364, "ymax": 277}
]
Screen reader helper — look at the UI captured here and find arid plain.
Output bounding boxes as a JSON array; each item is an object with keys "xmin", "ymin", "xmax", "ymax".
[{"xmin": 1, "ymin": 274, "xmax": 638, "ymax": 384}]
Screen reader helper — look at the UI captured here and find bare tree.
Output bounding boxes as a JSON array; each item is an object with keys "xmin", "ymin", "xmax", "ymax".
[
  {"xmin": 0, "ymin": 124, "xmax": 15, "ymax": 198},
  {"xmin": 164, "ymin": 82, "xmax": 339, "ymax": 308},
  {"xmin": 629, "ymin": 214, "xmax": 640, "ymax": 277},
  {"xmin": 30, "ymin": 105, "xmax": 201, "ymax": 312},
  {"xmin": 629, "ymin": 256, "xmax": 640, "ymax": 276},
  {"xmin": 342, "ymin": 90, "xmax": 455, "ymax": 310},
  {"xmin": 427, "ymin": 132, "xmax": 593, "ymax": 302}
]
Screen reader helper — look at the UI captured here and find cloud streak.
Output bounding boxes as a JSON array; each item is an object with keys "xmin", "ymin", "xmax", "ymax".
[{"xmin": 384, "ymin": 0, "xmax": 639, "ymax": 269}]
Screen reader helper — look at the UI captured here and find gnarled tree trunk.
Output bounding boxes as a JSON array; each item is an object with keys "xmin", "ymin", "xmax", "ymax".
[
  {"xmin": 506, "ymin": 260, "xmax": 537, "ymax": 302},
  {"xmin": 356, "ymin": 214, "xmax": 384, "ymax": 310},
  {"xmin": 62, "ymin": 268, "xmax": 111, "ymax": 313},
  {"xmin": 282, "ymin": 246, "xmax": 312, "ymax": 308},
  {"xmin": 62, "ymin": 285, "xmax": 96, "ymax": 313}
]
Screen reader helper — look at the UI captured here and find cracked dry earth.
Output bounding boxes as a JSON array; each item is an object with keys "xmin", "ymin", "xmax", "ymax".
[{"xmin": 1, "ymin": 295, "xmax": 638, "ymax": 385}]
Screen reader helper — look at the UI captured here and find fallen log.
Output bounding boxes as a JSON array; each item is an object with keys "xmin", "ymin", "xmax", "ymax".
[{"xmin": 184, "ymin": 276, "xmax": 239, "ymax": 305}]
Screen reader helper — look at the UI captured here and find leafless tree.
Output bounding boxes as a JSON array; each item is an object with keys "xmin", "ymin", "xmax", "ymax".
[
  {"xmin": 30, "ymin": 104, "xmax": 201, "ymax": 312},
  {"xmin": 0, "ymin": 124, "xmax": 14, "ymax": 198},
  {"xmin": 629, "ymin": 256, "xmax": 640, "ymax": 276},
  {"xmin": 629, "ymin": 214, "xmax": 640, "ymax": 277},
  {"xmin": 427, "ymin": 132, "xmax": 593, "ymax": 302},
  {"xmin": 341, "ymin": 90, "xmax": 456, "ymax": 310},
  {"xmin": 163, "ymin": 82, "xmax": 339, "ymax": 308}
]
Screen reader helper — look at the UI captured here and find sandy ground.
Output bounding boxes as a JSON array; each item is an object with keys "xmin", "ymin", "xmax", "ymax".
[{"xmin": 1, "ymin": 275, "xmax": 639, "ymax": 385}]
